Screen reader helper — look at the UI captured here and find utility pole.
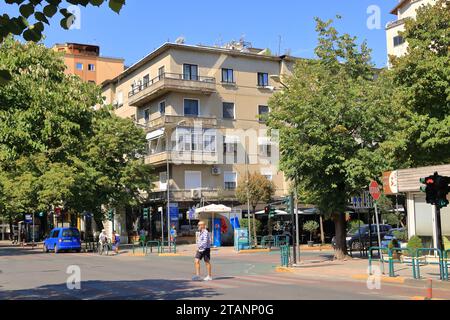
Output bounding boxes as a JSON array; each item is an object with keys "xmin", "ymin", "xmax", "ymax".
[
  {"xmin": 290, "ymin": 193, "xmax": 297, "ymax": 265},
  {"xmin": 294, "ymin": 181, "xmax": 300, "ymax": 262}
]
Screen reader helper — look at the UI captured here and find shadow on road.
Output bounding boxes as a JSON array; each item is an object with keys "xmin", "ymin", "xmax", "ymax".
[
  {"xmin": 0, "ymin": 278, "xmax": 221, "ymax": 300},
  {"xmin": 0, "ymin": 246, "xmax": 46, "ymax": 257}
]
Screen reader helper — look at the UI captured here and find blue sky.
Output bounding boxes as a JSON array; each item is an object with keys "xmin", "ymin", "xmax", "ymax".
[{"xmin": 4, "ymin": 0, "xmax": 399, "ymax": 67}]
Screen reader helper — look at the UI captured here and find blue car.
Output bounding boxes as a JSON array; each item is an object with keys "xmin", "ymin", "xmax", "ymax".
[{"xmin": 43, "ymin": 228, "xmax": 81, "ymax": 253}]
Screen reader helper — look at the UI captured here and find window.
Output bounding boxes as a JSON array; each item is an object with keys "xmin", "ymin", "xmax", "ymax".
[
  {"xmin": 393, "ymin": 35, "xmax": 405, "ymax": 47},
  {"xmin": 257, "ymin": 72, "xmax": 269, "ymax": 87},
  {"xmin": 222, "ymin": 102, "xmax": 235, "ymax": 120},
  {"xmin": 258, "ymin": 105, "xmax": 269, "ymax": 122},
  {"xmin": 259, "ymin": 144, "xmax": 272, "ymax": 157},
  {"xmin": 261, "ymin": 169, "xmax": 273, "ymax": 181},
  {"xmin": 184, "ymin": 99, "xmax": 199, "ymax": 116},
  {"xmin": 203, "ymin": 130, "xmax": 217, "ymax": 153},
  {"xmin": 52, "ymin": 230, "xmax": 60, "ymax": 238},
  {"xmin": 222, "ymin": 68, "xmax": 234, "ymax": 83},
  {"xmin": 159, "ymin": 101, "xmax": 166, "ymax": 115},
  {"xmin": 76, "ymin": 62, "xmax": 83, "ymax": 70},
  {"xmin": 143, "ymin": 74, "xmax": 150, "ymax": 87},
  {"xmin": 224, "ymin": 172, "xmax": 237, "ymax": 190},
  {"xmin": 159, "ymin": 172, "xmax": 167, "ymax": 191},
  {"xmin": 158, "ymin": 66, "xmax": 165, "ymax": 79},
  {"xmin": 183, "ymin": 64, "xmax": 198, "ymax": 81},
  {"xmin": 62, "ymin": 229, "xmax": 80, "ymax": 238},
  {"xmin": 185, "ymin": 171, "xmax": 202, "ymax": 190},
  {"xmin": 144, "ymin": 109, "xmax": 150, "ymax": 122},
  {"xmin": 176, "ymin": 128, "xmax": 192, "ymax": 151},
  {"xmin": 117, "ymin": 91, "xmax": 123, "ymax": 107},
  {"xmin": 88, "ymin": 64, "xmax": 95, "ymax": 71}
]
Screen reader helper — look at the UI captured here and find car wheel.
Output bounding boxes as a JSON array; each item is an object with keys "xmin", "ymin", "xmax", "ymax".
[
  {"xmin": 351, "ymin": 241, "xmax": 362, "ymax": 251},
  {"xmin": 75, "ymin": 248, "xmax": 81, "ymax": 253},
  {"xmin": 43, "ymin": 245, "xmax": 49, "ymax": 253}
]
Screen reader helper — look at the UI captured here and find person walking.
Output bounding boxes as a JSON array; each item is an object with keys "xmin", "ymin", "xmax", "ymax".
[
  {"xmin": 192, "ymin": 221, "xmax": 212, "ymax": 281},
  {"xmin": 112, "ymin": 231, "xmax": 120, "ymax": 255}
]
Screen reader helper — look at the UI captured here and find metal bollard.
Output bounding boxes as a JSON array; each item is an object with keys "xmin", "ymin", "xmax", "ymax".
[{"xmin": 426, "ymin": 278, "xmax": 433, "ymax": 300}]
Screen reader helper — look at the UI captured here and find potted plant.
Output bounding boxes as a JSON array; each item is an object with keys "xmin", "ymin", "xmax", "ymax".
[{"xmin": 303, "ymin": 220, "xmax": 319, "ymax": 247}]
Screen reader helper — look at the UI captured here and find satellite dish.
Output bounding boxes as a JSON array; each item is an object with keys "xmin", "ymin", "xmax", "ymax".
[{"xmin": 175, "ymin": 36, "xmax": 185, "ymax": 44}]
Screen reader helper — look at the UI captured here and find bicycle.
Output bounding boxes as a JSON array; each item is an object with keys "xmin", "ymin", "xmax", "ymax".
[{"xmin": 97, "ymin": 239, "xmax": 111, "ymax": 256}]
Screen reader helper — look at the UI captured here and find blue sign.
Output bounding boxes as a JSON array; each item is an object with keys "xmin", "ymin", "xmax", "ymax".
[
  {"xmin": 25, "ymin": 214, "xmax": 32, "ymax": 224},
  {"xmin": 230, "ymin": 215, "xmax": 240, "ymax": 229},
  {"xmin": 169, "ymin": 203, "xmax": 179, "ymax": 222},
  {"xmin": 188, "ymin": 207, "xmax": 195, "ymax": 220},
  {"xmin": 213, "ymin": 218, "xmax": 221, "ymax": 247}
]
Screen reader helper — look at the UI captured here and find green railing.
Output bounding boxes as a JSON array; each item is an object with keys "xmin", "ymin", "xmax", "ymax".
[
  {"xmin": 145, "ymin": 240, "xmax": 161, "ymax": 254},
  {"xmin": 369, "ymin": 246, "xmax": 445, "ymax": 280},
  {"xmin": 444, "ymin": 249, "xmax": 450, "ymax": 281},
  {"xmin": 413, "ymin": 248, "xmax": 444, "ymax": 280},
  {"xmin": 261, "ymin": 236, "xmax": 276, "ymax": 249},
  {"xmin": 132, "ymin": 241, "xmax": 147, "ymax": 254},
  {"xmin": 280, "ymin": 245, "xmax": 290, "ymax": 267},
  {"xmin": 159, "ymin": 241, "xmax": 177, "ymax": 253}
]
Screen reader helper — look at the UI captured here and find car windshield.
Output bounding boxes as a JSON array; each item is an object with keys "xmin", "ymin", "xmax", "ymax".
[{"xmin": 62, "ymin": 229, "xmax": 79, "ymax": 238}]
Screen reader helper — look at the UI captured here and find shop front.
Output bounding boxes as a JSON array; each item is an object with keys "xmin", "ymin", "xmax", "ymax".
[{"xmin": 383, "ymin": 164, "xmax": 450, "ymax": 248}]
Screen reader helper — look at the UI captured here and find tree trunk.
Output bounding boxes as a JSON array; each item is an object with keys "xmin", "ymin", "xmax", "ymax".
[
  {"xmin": 319, "ymin": 215, "xmax": 325, "ymax": 245},
  {"xmin": 332, "ymin": 212, "xmax": 348, "ymax": 260}
]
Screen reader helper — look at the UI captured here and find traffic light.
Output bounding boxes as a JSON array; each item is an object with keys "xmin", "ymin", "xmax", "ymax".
[
  {"xmin": 435, "ymin": 175, "xmax": 450, "ymax": 209},
  {"xmin": 269, "ymin": 207, "xmax": 276, "ymax": 219},
  {"xmin": 143, "ymin": 207, "xmax": 149, "ymax": 220},
  {"xmin": 108, "ymin": 209, "xmax": 114, "ymax": 221},
  {"xmin": 283, "ymin": 196, "xmax": 293, "ymax": 212},
  {"xmin": 38, "ymin": 212, "xmax": 45, "ymax": 218},
  {"xmin": 420, "ymin": 175, "xmax": 437, "ymax": 205},
  {"xmin": 264, "ymin": 205, "xmax": 271, "ymax": 215},
  {"xmin": 420, "ymin": 173, "xmax": 450, "ymax": 209}
]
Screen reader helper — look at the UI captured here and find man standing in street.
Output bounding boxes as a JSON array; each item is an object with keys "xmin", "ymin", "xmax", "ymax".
[{"xmin": 192, "ymin": 221, "xmax": 212, "ymax": 281}]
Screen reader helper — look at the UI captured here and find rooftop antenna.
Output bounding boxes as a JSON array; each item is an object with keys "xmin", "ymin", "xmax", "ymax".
[{"xmin": 175, "ymin": 36, "xmax": 185, "ymax": 44}]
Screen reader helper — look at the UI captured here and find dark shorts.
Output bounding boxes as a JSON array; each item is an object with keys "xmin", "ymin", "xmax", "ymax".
[{"xmin": 195, "ymin": 248, "xmax": 211, "ymax": 262}]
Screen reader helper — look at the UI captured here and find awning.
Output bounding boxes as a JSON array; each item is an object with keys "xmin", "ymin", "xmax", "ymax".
[
  {"xmin": 195, "ymin": 204, "xmax": 232, "ymax": 214},
  {"xmin": 146, "ymin": 128, "xmax": 165, "ymax": 140}
]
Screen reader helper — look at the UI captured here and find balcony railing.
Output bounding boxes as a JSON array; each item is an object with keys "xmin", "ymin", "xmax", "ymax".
[
  {"xmin": 148, "ymin": 188, "xmax": 236, "ymax": 202},
  {"xmin": 140, "ymin": 114, "xmax": 218, "ymax": 131},
  {"xmin": 145, "ymin": 150, "xmax": 219, "ymax": 166},
  {"xmin": 128, "ymin": 73, "xmax": 216, "ymax": 106}
]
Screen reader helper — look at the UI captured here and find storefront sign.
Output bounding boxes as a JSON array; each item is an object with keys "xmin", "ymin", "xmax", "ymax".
[{"xmin": 383, "ymin": 171, "xmax": 399, "ymax": 195}]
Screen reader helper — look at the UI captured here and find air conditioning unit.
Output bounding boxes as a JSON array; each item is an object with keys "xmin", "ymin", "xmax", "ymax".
[
  {"xmin": 191, "ymin": 189, "xmax": 202, "ymax": 199},
  {"xmin": 211, "ymin": 166, "xmax": 221, "ymax": 175}
]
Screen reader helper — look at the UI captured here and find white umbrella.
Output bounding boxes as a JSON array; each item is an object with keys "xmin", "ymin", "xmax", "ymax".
[{"xmin": 195, "ymin": 204, "xmax": 232, "ymax": 214}]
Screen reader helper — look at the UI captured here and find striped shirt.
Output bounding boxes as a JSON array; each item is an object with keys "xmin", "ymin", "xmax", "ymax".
[{"xmin": 197, "ymin": 229, "xmax": 211, "ymax": 251}]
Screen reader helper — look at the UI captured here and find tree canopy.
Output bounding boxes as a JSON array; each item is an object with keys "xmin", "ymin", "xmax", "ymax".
[
  {"xmin": 267, "ymin": 17, "xmax": 396, "ymax": 259},
  {"xmin": 0, "ymin": 37, "xmax": 154, "ymax": 223},
  {"xmin": 381, "ymin": 0, "xmax": 450, "ymax": 168}
]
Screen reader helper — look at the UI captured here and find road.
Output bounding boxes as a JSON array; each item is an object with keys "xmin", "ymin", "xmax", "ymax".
[{"xmin": 1, "ymin": 245, "xmax": 450, "ymax": 300}]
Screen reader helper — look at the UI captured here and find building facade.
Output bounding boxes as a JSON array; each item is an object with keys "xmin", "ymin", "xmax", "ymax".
[
  {"xmin": 101, "ymin": 42, "xmax": 296, "ymax": 241},
  {"xmin": 53, "ymin": 43, "xmax": 125, "ymax": 84},
  {"xmin": 386, "ymin": 0, "xmax": 436, "ymax": 61}
]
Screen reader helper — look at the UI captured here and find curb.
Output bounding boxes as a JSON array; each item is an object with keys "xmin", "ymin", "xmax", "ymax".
[
  {"xmin": 352, "ymin": 274, "xmax": 406, "ymax": 284},
  {"xmin": 237, "ymin": 249, "xmax": 271, "ymax": 254},
  {"xmin": 275, "ymin": 266, "xmax": 295, "ymax": 273},
  {"xmin": 159, "ymin": 253, "xmax": 182, "ymax": 257}
]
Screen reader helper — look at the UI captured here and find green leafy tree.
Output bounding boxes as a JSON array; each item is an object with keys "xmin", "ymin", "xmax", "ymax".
[
  {"xmin": 267, "ymin": 17, "xmax": 396, "ymax": 259},
  {"xmin": 236, "ymin": 172, "xmax": 275, "ymax": 244},
  {"xmin": 0, "ymin": 38, "xmax": 154, "ymax": 225},
  {"xmin": 303, "ymin": 220, "xmax": 319, "ymax": 242},
  {"xmin": 381, "ymin": 0, "xmax": 450, "ymax": 168}
]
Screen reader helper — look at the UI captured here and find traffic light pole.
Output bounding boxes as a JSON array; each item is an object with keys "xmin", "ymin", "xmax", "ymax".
[{"xmin": 432, "ymin": 205, "xmax": 444, "ymax": 252}]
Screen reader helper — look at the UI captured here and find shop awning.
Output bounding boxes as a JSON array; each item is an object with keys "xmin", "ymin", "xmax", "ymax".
[
  {"xmin": 195, "ymin": 204, "xmax": 232, "ymax": 214},
  {"xmin": 146, "ymin": 128, "xmax": 165, "ymax": 140}
]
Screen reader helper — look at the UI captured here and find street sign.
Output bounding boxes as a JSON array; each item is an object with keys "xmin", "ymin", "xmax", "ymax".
[
  {"xmin": 369, "ymin": 180, "xmax": 382, "ymax": 201},
  {"xmin": 25, "ymin": 214, "xmax": 32, "ymax": 224}
]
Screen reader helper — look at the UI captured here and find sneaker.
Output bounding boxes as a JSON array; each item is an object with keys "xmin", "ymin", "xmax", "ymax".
[
  {"xmin": 192, "ymin": 275, "xmax": 202, "ymax": 281},
  {"xmin": 203, "ymin": 276, "xmax": 213, "ymax": 281}
]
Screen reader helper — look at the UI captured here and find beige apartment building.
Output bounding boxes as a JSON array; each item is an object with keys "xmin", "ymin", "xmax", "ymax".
[
  {"xmin": 53, "ymin": 42, "xmax": 125, "ymax": 84},
  {"xmin": 102, "ymin": 41, "xmax": 296, "ymax": 238},
  {"xmin": 386, "ymin": 0, "xmax": 436, "ymax": 61}
]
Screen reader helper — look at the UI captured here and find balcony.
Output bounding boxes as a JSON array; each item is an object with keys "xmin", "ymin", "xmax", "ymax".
[
  {"xmin": 128, "ymin": 73, "xmax": 216, "ymax": 107},
  {"xmin": 141, "ymin": 115, "xmax": 218, "ymax": 131},
  {"xmin": 148, "ymin": 188, "xmax": 236, "ymax": 202},
  {"xmin": 145, "ymin": 151, "xmax": 219, "ymax": 166}
]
